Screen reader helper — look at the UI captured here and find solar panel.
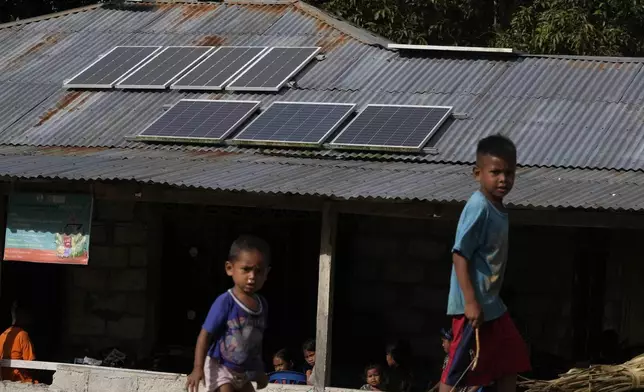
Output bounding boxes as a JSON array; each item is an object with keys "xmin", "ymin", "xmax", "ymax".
[
  {"xmin": 233, "ymin": 102, "xmax": 356, "ymax": 147},
  {"xmin": 116, "ymin": 46, "xmax": 214, "ymax": 89},
  {"xmin": 330, "ymin": 105, "xmax": 453, "ymax": 152},
  {"xmin": 63, "ymin": 46, "xmax": 162, "ymax": 89},
  {"xmin": 136, "ymin": 100, "xmax": 260, "ymax": 143},
  {"xmin": 171, "ymin": 46, "xmax": 268, "ymax": 91},
  {"xmin": 226, "ymin": 47, "xmax": 320, "ymax": 92}
]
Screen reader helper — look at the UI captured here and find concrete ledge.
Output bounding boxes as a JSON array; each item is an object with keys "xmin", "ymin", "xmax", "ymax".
[{"xmin": 0, "ymin": 362, "xmax": 325, "ymax": 392}]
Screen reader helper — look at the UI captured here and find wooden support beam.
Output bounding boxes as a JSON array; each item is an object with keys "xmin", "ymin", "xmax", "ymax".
[{"xmin": 314, "ymin": 202, "xmax": 337, "ymax": 391}]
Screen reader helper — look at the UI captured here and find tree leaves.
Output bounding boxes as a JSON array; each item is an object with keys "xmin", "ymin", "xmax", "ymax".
[
  {"xmin": 321, "ymin": 0, "xmax": 644, "ymax": 56},
  {"xmin": 3, "ymin": 0, "xmax": 644, "ymax": 56},
  {"xmin": 322, "ymin": 0, "xmax": 495, "ymax": 45},
  {"xmin": 494, "ymin": 0, "xmax": 644, "ymax": 56}
]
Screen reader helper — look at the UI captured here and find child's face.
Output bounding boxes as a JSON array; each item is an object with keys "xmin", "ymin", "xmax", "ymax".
[
  {"xmin": 273, "ymin": 356, "xmax": 291, "ymax": 371},
  {"xmin": 304, "ymin": 350, "xmax": 316, "ymax": 366},
  {"xmin": 225, "ymin": 249, "xmax": 269, "ymax": 294},
  {"xmin": 386, "ymin": 353, "xmax": 395, "ymax": 367},
  {"xmin": 442, "ymin": 338, "xmax": 451, "ymax": 354},
  {"xmin": 366, "ymin": 368, "xmax": 381, "ymax": 387},
  {"xmin": 474, "ymin": 154, "xmax": 516, "ymax": 203}
]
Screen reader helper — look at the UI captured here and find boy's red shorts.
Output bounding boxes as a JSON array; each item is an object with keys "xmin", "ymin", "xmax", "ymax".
[{"xmin": 441, "ymin": 312, "xmax": 531, "ymax": 387}]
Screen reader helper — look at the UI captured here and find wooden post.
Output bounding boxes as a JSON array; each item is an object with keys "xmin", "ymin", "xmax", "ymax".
[{"xmin": 314, "ymin": 202, "xmax": 337, "ymax": 392}]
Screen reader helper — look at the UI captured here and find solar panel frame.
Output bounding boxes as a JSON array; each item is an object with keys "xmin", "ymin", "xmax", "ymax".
[
  {"xmin": 329, "ymin": 104, "xmax": 453, "ymax": 152},
  {"xmin": 232, "ymin": 101, "xmax": 357, "ymax": 147},
  {"xmin": 116, "ymin": 46, "xmax": 215, "ymax": 90},
  {"xmin": 135, "ymin": 99, "xmax": 261, "ymax": 144},
  {"xmin": 225, "ymin": 46, "xmax": 321, "ymax": 92},
  {"xmin": 63, "ymin": 46, "xmax": 162, "ymax": 89},
  {"xmin": 170, "ymin": 46, "xmax": 269, "ymax": 91}
]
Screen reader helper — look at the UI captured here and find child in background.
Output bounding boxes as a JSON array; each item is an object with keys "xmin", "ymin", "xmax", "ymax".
[
  {"xmin": 440, "ymin": 329, "xmax": 453, "ymax": 370},
  {"xmin": 360, "ymin": 364, "xmax": 385, "ymax": 391},
  {"xmin": 430, "ymin": 329, "xmax": 477, "ymax": 392},
  {"xmin": 186, "ymin": 236, "xmax": 271, "ymax": 392},
  {"xmin": 440, "ymin": 135, "xmax": 530, "ymax": 392},
  {"xmin": 302, "ymin": 339, "xmax": 316, "ymax": 385},
  {"xmin": 386, "ymin": 340, "xmax": 414, "ymax": 392},
  {"xmin": 273, "ymin": 349, "xmax": 294, "ymax": 372},
  {"xmin": 0, "ymin": 301, "xmax": 36, "ymax": 383}
]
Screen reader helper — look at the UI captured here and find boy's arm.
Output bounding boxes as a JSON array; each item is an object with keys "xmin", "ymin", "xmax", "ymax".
[
  {"xmin": 452, "ymin": 196, "xmax": 487, "ymax": 328},
  {"xmin": 187, "ymin": 294, "xmax": 229, "ymax": 392},
  {"xmin": 254, "ymin": 297, "xmax": 269, "ymax": 389},
  {"xmin": 187, "ymin": 329, "xmax": 212, "ymax": 392},
  {"xmin": 194, "ymin": 329, "xmax": 211, "ymax": 371},
  {"xmin": 453, "ymin": 253, "xmax": 483, "ymax": 328}
]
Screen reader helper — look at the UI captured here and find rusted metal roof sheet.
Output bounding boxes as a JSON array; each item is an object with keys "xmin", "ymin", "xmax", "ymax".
[
  {"xmin": 1, "ymin": 1, "xmax": 644, "ymax": 176},
  {"xmin": 0, "ymin": 146, "xmax": 641, "ymax": 211}
]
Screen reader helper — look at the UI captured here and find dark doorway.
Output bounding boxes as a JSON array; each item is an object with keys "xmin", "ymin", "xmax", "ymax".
[
  {"xmin": 0, "ymin": 259, "xmax": 67, "ymax": 385},
  {"xmin": 571, "ymin": 228, "xmax": 609, "ymax": 363},
  {"xmin": 156, "ymin": 204, "xmax": 321, "ymax": 373}
]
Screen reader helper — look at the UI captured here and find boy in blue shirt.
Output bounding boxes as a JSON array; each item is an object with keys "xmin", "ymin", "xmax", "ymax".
[
  {"xmin": 187, "ymin": 236, "xmax": 271, "ymax": 392},
  {"xmin": 440, "ymin": 135, "xmax": 530, "ymax": 392}
]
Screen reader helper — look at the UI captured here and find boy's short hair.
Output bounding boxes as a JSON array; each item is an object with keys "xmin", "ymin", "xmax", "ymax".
[
  {"xmin": 476, "ymin": 134, "xmax": 516, "ymax": 163},
  {"xmin": 302, "ymin": 339, "xmax": 316, "ymax": 352},
  {"xmin": 228, "ymin": 235, "xmax": 271, "ymax": 264}
]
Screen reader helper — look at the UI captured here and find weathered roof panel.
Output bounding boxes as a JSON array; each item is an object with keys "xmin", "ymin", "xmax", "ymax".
[
  {"xmin": 0, "ymin": 146, "xmax": 642, "ymax": 211},
  {"xmin": 1, "ymin": 1, "xmax": 644, "ymax": 179}
]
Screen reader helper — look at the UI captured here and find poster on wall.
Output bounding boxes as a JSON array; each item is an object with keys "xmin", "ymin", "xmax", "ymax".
[{"xmin": 4, "ymin": 193, "xmax": 93, "ymax": 265}]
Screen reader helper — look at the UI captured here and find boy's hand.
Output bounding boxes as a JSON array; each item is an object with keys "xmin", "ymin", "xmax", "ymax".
[
  {"xmin": 186, "ymin": 368, "xmax": 205, "ymax": 392},
  {"xmin": 465, "ymin": 301, "xmax": 483, "ymax": 329},
  {"xmin": 256, "ymin": 372, "xmax": 269, "ymax": 389}
]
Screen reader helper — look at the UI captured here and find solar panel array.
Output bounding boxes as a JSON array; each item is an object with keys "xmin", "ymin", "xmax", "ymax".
[
  {"xmin": 172, "ymin": 46, "xmax": 268, "ymax": 91},
  {"xmin": 330, "ymin": 105, "xmax": 453, "ymax": 151},
  {"xmin": 64, "ymin": 46, "xmax": 161, "ymax": 89},
  {"xmin": 227, "ymin": 47, "xmax": 320, "ymax": 91},
  {"xmin": 233, "ymin": 102, "xmax": 356, "ymax": 146},
  {"xmin": 135, "ymin": 100, "xmax": 452, "ymax": 152},
  {"xmin": 65, "ymin": 45, "xmax": 320, "ymax": 91},
  {"xmin": 117, "ymin": 46, "xmax": 213, "ymax": 89},
  {"xmin": 137, "ymin": 100, "xmax": 260, "ymax": 143}
]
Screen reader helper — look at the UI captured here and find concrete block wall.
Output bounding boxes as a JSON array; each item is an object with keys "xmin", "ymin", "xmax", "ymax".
[{"xmin": 62, "ymin": 200, "xmax": 162, "ymax": 361}]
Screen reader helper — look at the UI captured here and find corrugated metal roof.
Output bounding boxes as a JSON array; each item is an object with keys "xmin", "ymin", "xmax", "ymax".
[
  {"xmin": 1, "ymin": 1, "xmax": 644, "ymax": 209},
  {"xmin": 1, "ymin": 2, "xmax": 644, "ymax": 170},
  {"xmin": 0, "ymin": 146, "xmax": 642, "ymax": 211}
]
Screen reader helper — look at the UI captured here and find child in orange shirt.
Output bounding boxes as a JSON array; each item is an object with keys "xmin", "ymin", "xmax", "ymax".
[{"xmin": 0, "ymin": 301, "xmax": 36, "ymax": 383}]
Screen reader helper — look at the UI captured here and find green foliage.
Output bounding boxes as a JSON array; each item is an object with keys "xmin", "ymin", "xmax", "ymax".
[
  {"xmin": 3, "ymin": 0, "xmax": 644, "ymax": 56},
  {"xmin": 320, "ymin": 0, "xmax": 496, "ymax": 46},
  {"xmin": 495, "ymin": 0, "xmax": 644, "ymax": 56},
  {"xmin": 320, "ymin": 0, "xmax": 644, "ymax": 56}
]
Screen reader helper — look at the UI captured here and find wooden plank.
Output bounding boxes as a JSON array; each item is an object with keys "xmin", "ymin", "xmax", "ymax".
[{"xmin": 314, "ymin": 202, "xmax": 337, "ymax": 391}]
